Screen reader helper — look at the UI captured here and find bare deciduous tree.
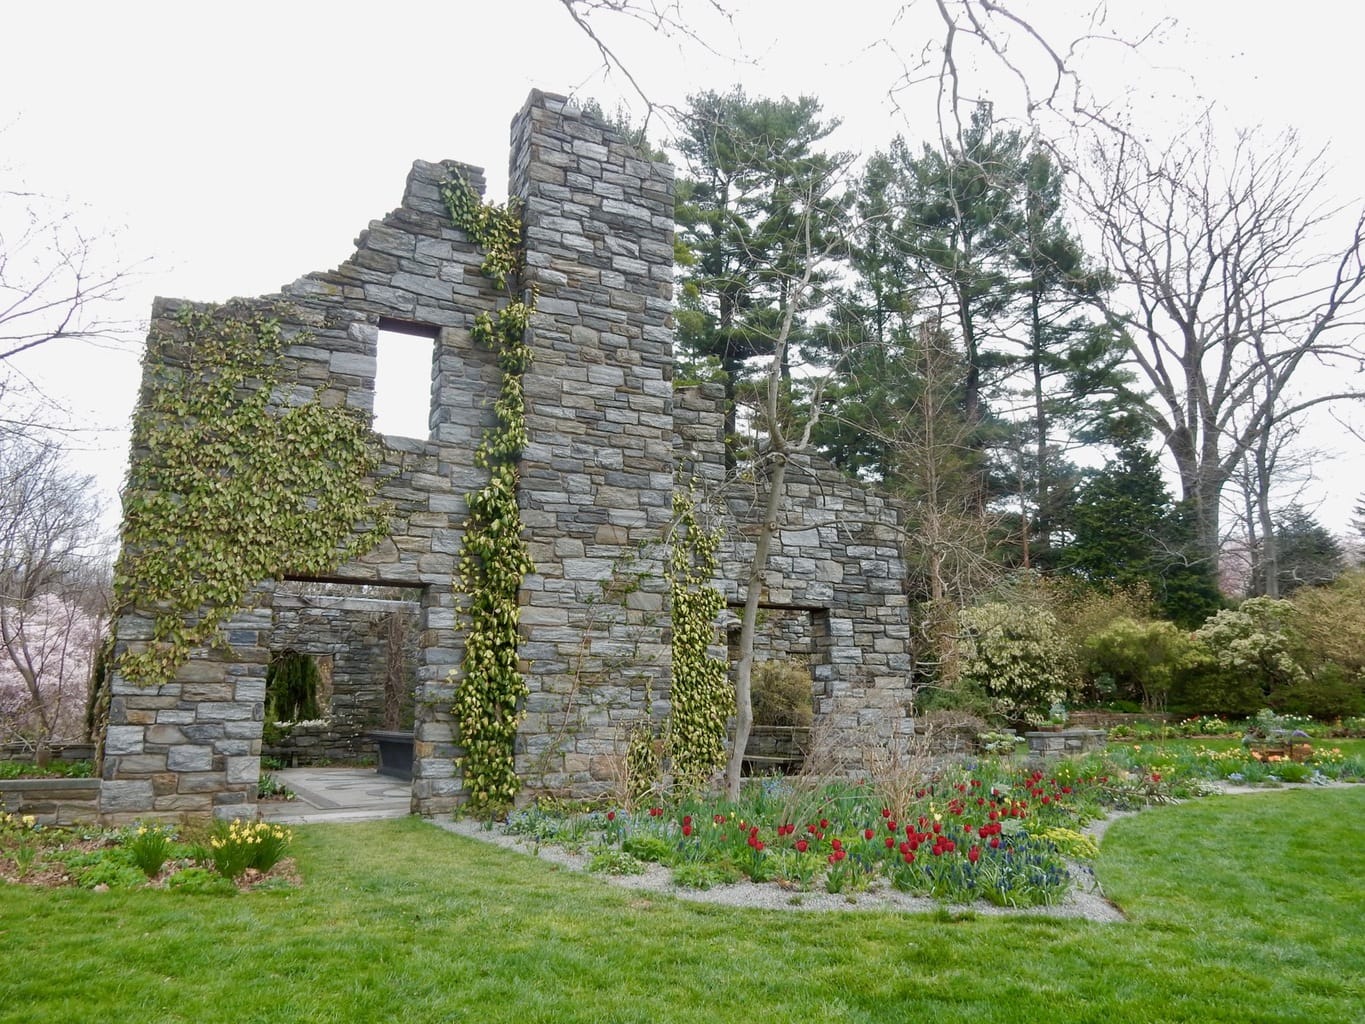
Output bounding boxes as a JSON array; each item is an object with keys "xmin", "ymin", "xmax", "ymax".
[
  {"xmin": 1, "ymin": 180, "xmax": 140, "ymax": 441},
  {"xmin": 1, "ymin": 188, "xmax": 133, "ymax": 361},
  {"xmin": 1086, "ymin": 117, "xmax": 1365, "ymax": 568},
  {"xmin": 722, "ymin": 188, "xmax": 851, "ymax": 801}
]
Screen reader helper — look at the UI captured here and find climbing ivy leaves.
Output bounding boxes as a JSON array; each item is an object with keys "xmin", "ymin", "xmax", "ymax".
[
  {"xmin": 667, "ymin": 487, "xmax": 730, "ymax": 792},
  {"xmin": 442, "ymin": 175, "xmax": 536, "ymax": 814},
  {"xmin": 114, "ymin": 304, "xmax": 387, "ymax": 687}
]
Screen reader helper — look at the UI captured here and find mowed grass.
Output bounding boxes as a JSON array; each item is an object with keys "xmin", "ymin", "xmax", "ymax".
[{"xmin": 2, "ymin": 788, "xmax": 1361, "ymax": 1024}]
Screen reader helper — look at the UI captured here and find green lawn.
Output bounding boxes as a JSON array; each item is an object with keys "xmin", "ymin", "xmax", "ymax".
[{"xmin": 2, "ymin": 788, "xmax": 1362, "ymax": 1023}]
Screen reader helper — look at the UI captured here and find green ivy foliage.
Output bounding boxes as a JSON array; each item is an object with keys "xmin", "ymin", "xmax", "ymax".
[
  {"xmin": 442, "ymin": 175, "xmax": 536, "ymax": 814},
  {"xmin": 625, "ymin": 723, "xmax": 661, "ymax": 806},
  {"xmin": 439, "ymin": 178, "xmax": 523, "ymax": 290},
  {"xmin": 666, "ymin": 487, "xmax": 730, "ymax": 791},
  {"xmin": 114, "ymin": 304, "xmax": 387, "ymax": 687}
]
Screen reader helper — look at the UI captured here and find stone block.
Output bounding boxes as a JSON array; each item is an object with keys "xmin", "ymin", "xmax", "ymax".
[
  {"xmin": 104, "ymin": 726, "xmax": 145, "ymax": 756},
  {"xmin": 145, "ymin": 724, "xmax": 187, "ymax": 746},
  {"xmin": 225, "ymin": 756, "xmax": 259, "ymax": 784},
  {"xmin": 167, "ymin": 745, "xmax": 213, "ymax": 771},
  {"xmin": 100, "ymin": 780, "xmax": 155, "ymax": 813}
]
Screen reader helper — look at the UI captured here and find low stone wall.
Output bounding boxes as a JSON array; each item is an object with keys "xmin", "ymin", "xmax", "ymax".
[
  {"xmin": 1067, "ymin": 711, "xmax": 1171, "ymax": 730},
  {"xmin": 0, "ymin": 778, "xmax": 102, "ymax": 826},
  {"xmin": 0, "ymin": 743, "xmax": 96, "ymax": 763},
  {"xmin": 1025, "ymin": 729, "xmax": 1107, "ymax": 760}
]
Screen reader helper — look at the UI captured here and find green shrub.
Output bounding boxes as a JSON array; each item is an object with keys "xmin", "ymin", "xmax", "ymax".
[
  {"xmin": 957, "ymin": 602, "xmax": 1078, "ymax": 727},
  {"xmin": 1273, "ymin": 664, "xmax": 1364, "ymax": 720},
  {"xmin": 1082, "ymin": 617, "xmax": 1197, "ymax": 711}
]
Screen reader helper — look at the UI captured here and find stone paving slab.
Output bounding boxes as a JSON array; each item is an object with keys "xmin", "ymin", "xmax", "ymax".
[{"xmin": 259, "ymin": 767, "xmax": 411, "ymax": 824}]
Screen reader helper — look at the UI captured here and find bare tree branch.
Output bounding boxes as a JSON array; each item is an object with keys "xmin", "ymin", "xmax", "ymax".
[{"xmin": 1082, "ymin": 115, "xmax": 1365, "ymax": 562}]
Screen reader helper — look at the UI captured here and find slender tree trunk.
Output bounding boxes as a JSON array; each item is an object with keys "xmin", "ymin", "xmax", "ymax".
[
  {"xmin": 1030, "ymin": 285, "xmax": 1049, "ymax": 553},
  {"xmin": 1255, "ymin": 444, "xmax": 1279, "ymax": 600},
  {"xmin": 725, "ymin": 453, "xmax": 787, "ymax": 801}
]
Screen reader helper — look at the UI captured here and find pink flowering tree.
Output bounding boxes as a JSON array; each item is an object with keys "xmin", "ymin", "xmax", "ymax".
[{"xmin": 0, "ymin": 437, "xmax": 106, "ymax": 762}]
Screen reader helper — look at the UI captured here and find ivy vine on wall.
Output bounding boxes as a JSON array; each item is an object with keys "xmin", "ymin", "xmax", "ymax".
[
  {"xmin": 666, "ymin": 486, "xmax": 730, "ymax": 791},
  {"xmin": 440, "ymin": 175, "xmax": 536, "ymax": 813},
  {"xmin": 114, "ymin": 303, "xmax": 387, "ymax": 687}
]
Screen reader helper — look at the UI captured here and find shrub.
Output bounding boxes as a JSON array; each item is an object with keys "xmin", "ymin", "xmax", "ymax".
[
  {"xmin": 751, "ymin": 660, "xmax": 813, "ymax": 729},
  {"xmin": 1082, "ymin": 617, "xmax": 1197, "ymax": 711},
  {"xmin": 1289, "ymin": 568, "xmax": 1365, "ymax": 677},
  {"xmin": 957, "ymin": 603, "xmax": 1077, "ymax": 727},
  {"xmin": 1274, "ymin": 664, "xmax": 1364, "ymax": 720},
  {"xmin": 1179, "ymin": 598, "xmax": 1309, "ymax": 715}
]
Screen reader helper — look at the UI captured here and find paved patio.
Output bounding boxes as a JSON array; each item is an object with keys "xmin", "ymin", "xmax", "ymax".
[{"xmin": 258, "ymin": 767, "xmax": 412, "ymax": 824}]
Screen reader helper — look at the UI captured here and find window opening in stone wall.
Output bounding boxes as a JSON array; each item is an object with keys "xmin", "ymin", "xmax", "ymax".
[
  {"xmin": 374, "ymin": 322, "xmax": 437, "ymax": 439},
  {"xmin": 728, "ymin": 605, "xmax": 819, "ymax": 775}
]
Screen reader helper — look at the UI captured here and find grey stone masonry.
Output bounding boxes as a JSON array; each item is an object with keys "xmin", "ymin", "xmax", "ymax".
[
  {"xmin": 509, "ymin": 92, "xmax": 677, "ymax": 797},
  {"xmin": 677, "ymin": 384, "xmax": 917, "ymax": 762},
  {"xmin": 1026, "ymin": 729, "xmax": 1107, "ymax": 761},
  {"xmin": 102, "ymin": 90, "xmax": 916, "ymax": 822},
  {"xmin": 103, "ymin": 157, "xmax": 504, "ymax": 822}
]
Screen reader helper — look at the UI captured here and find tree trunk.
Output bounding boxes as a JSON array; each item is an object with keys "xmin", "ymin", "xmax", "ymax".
[{"xmin": 724, "ymin": 453, "xmax": 788, "ymax": 801}]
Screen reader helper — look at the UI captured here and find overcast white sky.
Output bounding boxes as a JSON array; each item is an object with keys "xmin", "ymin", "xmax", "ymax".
[{"xmin": 3, "ymin": 1, "xmax": 1363, "ymax": 538}]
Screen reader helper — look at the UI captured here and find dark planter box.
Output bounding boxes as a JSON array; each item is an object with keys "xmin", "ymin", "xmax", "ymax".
[{"xmin": 368, "ymin": 731, "xmax": 414, "ymax": 781}]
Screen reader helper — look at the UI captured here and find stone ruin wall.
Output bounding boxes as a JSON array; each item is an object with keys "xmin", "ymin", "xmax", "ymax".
[
  {"xmin": 676, "ymin": 385, "xmax": 914, "ymax": 754},
  {"xmin": 99, "ymin": 91, "xmax": 912, "ymax": 823}
]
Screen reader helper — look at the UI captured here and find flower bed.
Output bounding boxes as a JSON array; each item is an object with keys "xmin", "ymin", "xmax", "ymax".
[
  {"xmin": 0, "ymin": 812, "xmax": 298, "ymax": 892},
  {"xmin": 492, "ymin": 743, "xmax": 1362, "ymax": 909}
]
